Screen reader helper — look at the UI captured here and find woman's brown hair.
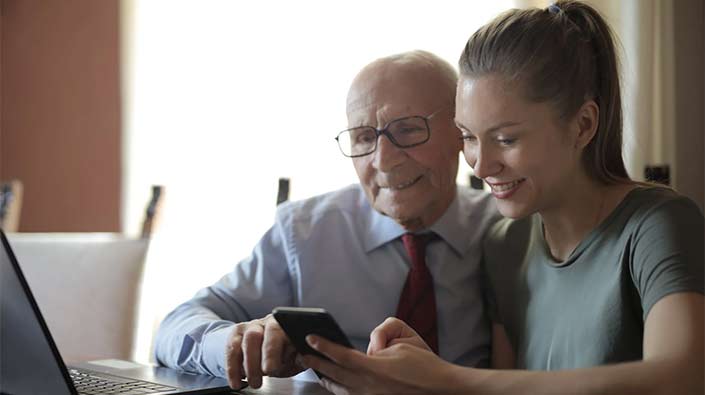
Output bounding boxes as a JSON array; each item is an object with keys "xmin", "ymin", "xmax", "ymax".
[{"xmin": 459, "ymin": 0, "xmax": 630, "ymax": 184}]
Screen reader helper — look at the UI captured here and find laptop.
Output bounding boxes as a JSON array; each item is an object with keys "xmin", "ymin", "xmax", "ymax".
[{"xmin": 0, "ymin": 230, "xmax": 241, "ymax": 395}]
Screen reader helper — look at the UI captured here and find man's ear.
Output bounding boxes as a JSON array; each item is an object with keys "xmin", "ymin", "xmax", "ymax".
[{"xmin": 574, "ymin": 99, "xmax": 599, "ymax": 150}]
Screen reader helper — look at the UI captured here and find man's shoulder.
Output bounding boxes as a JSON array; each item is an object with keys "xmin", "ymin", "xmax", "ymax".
[{"xmin": 275, "ymin": 184, "xmax": 370, "ymax": 226}]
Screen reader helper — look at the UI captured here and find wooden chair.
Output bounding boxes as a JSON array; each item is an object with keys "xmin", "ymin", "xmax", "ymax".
[
  {"xmin": 277, "ymin": 178, "xmax": 290, "ymax": 206},
  {"xmin": 5, "ymin": 185, "xmax": 165, "ymax": 362},
  {"xmin": 0, "ymin": 180, "xmax": 23, "ymax": 232},
  {"xmin": 141, "ymin": 185, "xmax": 164, "ymax": 239}
]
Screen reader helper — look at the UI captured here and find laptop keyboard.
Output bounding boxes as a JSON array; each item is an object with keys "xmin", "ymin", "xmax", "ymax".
[{"xmin": 69, "ymin": 368, "xmax": 177, "ymax": 395}]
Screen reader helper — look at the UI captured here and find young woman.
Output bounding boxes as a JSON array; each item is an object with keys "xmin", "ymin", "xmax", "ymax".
[{"xmin": 299, "ymin": 1, "xmax": 704, "ymax": 394}]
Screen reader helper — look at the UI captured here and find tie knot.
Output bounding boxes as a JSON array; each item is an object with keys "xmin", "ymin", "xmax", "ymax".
[{"xmin": 401, "ymin": 233, "xmax": 435, "ymax": 261}]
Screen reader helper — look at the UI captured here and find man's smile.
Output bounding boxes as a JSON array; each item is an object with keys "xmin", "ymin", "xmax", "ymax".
[{"xmin": 379, "ymin": 175, "xmax": 423, "ymax": 191}]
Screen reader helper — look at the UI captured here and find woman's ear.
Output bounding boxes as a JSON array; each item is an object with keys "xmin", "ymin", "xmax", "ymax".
[{"xmin": 574, "ymin": 100, "xmax": 599, "ymax": 150}]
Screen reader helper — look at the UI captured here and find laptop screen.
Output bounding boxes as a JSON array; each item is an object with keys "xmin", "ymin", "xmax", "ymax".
[{"xmin": 0, "ymin": 231, "xmax": 75, "ymax": 395}]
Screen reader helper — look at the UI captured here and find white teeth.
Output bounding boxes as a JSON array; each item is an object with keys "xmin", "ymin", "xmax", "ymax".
[
  {"xmin": 491, "ymin": 180, "xmax": 522, "ymax": 192},
  {"xmin": 395, "ymin": 179, "xmax": 415, "ymax": 189},
  {"xmin": 386, "ymin": 176, "xmax": 420, "ymax": 190}
]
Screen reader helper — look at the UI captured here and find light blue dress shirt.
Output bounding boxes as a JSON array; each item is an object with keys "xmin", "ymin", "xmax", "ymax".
[{"xmin": 154, "ymin": 184, "xmax": 500, "ymax": 377}]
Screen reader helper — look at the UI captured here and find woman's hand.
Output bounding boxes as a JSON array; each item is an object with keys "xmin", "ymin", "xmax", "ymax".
[
  {"xmin": 301, "ymin": 332, "xmax": 462, "ymax": 395},
  {"xmin": 367, "ymin": 317, "xmax": 432, "ymax": 355}
]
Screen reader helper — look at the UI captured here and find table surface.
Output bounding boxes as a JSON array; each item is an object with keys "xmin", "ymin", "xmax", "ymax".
[{"xmin": 229, "ymin": 377, "xmax": 331, "ymax": 395}]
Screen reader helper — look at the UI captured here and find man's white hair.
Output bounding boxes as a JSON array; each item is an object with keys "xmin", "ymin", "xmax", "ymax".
[{"xmin": 347, "ymin": 50, "xmax": 458, "ymax": 109}]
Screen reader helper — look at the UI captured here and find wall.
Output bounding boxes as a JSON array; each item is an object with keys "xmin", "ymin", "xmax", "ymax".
[
  {"xmin": 672, "ymin": 0, "xmax": 704, "ymax": 211},
  {"xmin": 0, "ymin": 0, "xmax": 121, "ymax": 231},
  {"xmin": 0, "ymin": 0, "xmax": 701, "ymax": 232},
  {"xmin": 514, "ymin": 0, "xmax": 705, "ymax": 211}
]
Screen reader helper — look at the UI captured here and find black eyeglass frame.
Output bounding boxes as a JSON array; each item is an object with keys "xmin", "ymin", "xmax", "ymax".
[{"xmin": 334, "ymin": 109, "xmax": 444, "ymax": 158}]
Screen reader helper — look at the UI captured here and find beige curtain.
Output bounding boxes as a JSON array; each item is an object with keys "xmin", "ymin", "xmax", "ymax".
[{"xmin": 514, "ymin": 0, "xmax": 704, "ymax": 210}]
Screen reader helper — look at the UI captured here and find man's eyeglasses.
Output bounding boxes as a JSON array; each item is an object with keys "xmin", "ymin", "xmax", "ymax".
[{"xmin": 335, "ymin": 109, "xmax": 444, "ymax": 158}]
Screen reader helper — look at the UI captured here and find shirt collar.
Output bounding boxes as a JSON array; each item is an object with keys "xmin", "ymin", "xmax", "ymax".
[
  {"xmin": 362, "ymin": 206, "xmax": 407, "ymax": 253},
  {"xmin": 428, "ymin": 189, "xmax": 467, "ymax": 256},
  {"xmin": 362, "ymin": 187, "xmax": 468, "ymax": 256}
]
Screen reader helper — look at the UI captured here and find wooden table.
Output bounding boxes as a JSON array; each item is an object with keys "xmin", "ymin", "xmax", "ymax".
[{"xmin": 233, "ymin": 377, "xmax": 331, "ymax": 395}]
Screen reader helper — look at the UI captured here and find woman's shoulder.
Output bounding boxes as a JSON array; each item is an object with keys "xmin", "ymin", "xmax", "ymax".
[
  {"xmin": 618, "ymin": 185, "xmax": 703, "ymax": 227},
  {"xmin": 482, "ymin": 214, "xmax": 537, "ymax": 265},
  {"xmin": 627, "ymin": 184, "xmax": 686, "ymax": 201},
  {"xmin": 616, "ymin": 186, "xmax": 704, "ymax": 319},
  {"xmin": 484, "ymin": 215, "xmax": 535, "ymax": 242}
]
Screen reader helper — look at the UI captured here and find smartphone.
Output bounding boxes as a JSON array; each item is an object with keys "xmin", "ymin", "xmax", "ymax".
[{"xmin": 272, "ymin": 307, "xmax": 353, "ymax": 362}]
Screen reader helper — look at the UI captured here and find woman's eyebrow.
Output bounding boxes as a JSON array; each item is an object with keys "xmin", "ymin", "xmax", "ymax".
[{"xmin": 454, "ymin": 120, "xmax": 522, "ymax": 134}]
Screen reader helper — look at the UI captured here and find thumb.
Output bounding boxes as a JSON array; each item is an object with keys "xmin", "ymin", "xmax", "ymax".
[
  {"xmin": 367, "ymin": 326, "xmax": 390, "ymax": 355},
  {"xmin": 367, "ymin": 317, "xmax": 408, "ymax": 355}
]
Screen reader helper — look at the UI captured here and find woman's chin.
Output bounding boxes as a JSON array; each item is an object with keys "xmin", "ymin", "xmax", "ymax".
[{"xmin": 496, "ymin": 202, "xmax": 534, "ymax": 220}]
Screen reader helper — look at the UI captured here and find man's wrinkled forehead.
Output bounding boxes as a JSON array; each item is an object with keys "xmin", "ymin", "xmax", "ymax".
[
  {"xmin": 346, "ymin": 94, "xmax": 415, "ymax": 128},
  {"xmin": 346, "ymin": 85, "xmax": 381, "ymax": 115},
  {"xmin": 346, "ymin": 72, "xmax": 431, "ymax": 126},
  {"xmin": 346, "ymin": 84, "xmax": 408, "ymax": 115}
]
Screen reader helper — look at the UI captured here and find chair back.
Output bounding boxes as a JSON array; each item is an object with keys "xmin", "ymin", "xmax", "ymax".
[{"xmin": 7, "ymin": 233, "xmax": 149, "ymax": 363}]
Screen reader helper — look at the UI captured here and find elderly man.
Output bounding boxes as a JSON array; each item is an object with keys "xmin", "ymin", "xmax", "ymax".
[{"xmin": 154, "ymin": 50, "xmax": 499, "ymax": 390}]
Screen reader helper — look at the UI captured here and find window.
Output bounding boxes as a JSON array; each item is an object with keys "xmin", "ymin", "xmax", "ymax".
[{"xmin": 122, "ymin": 0, "xmax": 513, "ymax": 362}]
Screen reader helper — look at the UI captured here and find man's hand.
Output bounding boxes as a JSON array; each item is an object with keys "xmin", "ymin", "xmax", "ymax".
[{"xmin": 224, "ymin": 314, "xmax": 303, "ymax": 389}]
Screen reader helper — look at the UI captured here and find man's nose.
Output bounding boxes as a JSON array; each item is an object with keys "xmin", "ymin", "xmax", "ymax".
[{"xmin": 372, "ymin": 134, "xmax": 406, "ymax": 171}]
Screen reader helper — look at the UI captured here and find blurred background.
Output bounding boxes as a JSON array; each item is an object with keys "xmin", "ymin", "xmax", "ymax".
[{"xmin": 0, "ymin": 0, "xmax": 702, "ymax": 362}]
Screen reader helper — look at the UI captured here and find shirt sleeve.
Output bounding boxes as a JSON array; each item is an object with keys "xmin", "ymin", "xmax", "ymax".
[
  {"xmin": 629, "ymin": 196, "xmax": 705, "ymax": 321},
  {"xmin": 153, "ymin": 219, "xmax": 295, "ymax": 377}
]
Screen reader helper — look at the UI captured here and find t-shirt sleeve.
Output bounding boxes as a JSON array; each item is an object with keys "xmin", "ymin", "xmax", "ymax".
[
  {"xmin": 480, "ymin": 254, "xmax": 501, "ymax": 323},
  {"xmin": 630, "ymin": 196, "xmax": 705, "ymax": 321},
  {"xmin": 481, "ymin": 216, "xmax": 533, "ymax": 325},
  {"xmin": 481, "ymin": 218, "xmax": 508, "ymax": 324}
]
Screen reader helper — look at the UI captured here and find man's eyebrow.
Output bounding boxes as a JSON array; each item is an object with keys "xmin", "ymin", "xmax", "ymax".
[{"xmin": 454, "ymin": 120, "xmax": 522, "ymax": 134}]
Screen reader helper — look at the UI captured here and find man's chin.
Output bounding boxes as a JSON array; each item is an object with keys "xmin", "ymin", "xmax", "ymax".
[
  {"xmin": 397, "ymin": 217, "xmax": 424, "ymax": 231},
  {"xmin": 377, "ymin": 208, "xmax": 425, "ymax": 231}
]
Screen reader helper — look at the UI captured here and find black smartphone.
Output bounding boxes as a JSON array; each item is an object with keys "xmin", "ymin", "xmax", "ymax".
[{"xmin": 272, "ymin": 307, "xmax": 353, "ymax": 362}]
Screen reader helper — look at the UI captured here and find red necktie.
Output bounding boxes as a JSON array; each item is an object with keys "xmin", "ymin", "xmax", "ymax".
[{"xmin": 395, "ymin": 233, "xmax": 438, "ymax": 354}]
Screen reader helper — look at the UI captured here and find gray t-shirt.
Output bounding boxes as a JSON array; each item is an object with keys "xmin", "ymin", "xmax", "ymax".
[{"xmin": 483, "ymin": 187, "xmax": 704, "ymax": 370}]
